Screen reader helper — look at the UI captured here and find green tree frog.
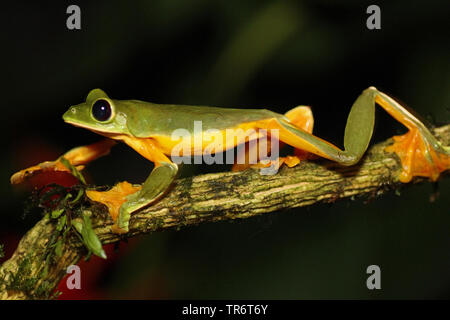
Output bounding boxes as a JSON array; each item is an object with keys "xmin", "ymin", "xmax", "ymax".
[{"xmin": 11, "ymin": 87, "xmax": 450, "ymax": 233}]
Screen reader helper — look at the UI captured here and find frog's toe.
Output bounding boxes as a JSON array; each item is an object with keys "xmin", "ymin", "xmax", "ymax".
[
  {"xmin": 10, "ymin": 160, "xmax": 77, "ymax": 185},
  {"xmin": 232, "ymin": 154, "xmax": 308, "ymax": 172},
  {"xmin": 86, "ymin": 181, "xmax": 141, "ymax": 233},
  {"xmin": 385, "ymin": 129, "xmax": 450, "ymax": 183}
]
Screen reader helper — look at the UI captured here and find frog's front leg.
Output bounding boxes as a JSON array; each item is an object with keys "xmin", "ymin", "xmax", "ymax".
[
  {"xmin": 116, "ymin": 162, "xmax": 178, "ymax": 233},
  {"xmin": 10, "ymin": 139, "xmax": 116, "ymax": 184},
  {"xmin": 86, "ymin": 137, "xmax": 178, "ymax": 234}
]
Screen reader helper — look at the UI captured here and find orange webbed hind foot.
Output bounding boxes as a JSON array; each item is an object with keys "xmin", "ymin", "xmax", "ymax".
[
  {"xmin": 385, "ymin": 129, "xmax": 450, "ymax": 183},
  {"xmin": 86, "ymin": 181, "xmax": 141, "ymax": 234}
]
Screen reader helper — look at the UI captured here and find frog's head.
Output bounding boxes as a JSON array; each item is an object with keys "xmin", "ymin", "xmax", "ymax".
[{"xmin": 63, "ymin": 89, "xmax": 131, "ymax": 136}]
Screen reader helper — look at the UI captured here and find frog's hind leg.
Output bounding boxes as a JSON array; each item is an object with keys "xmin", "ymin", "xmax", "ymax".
[
  {"xmin": 231, "ymin": 106, "xmax": 314, "ymax": 172},
  {"xmin": 270, "ymin": 87, "xmax": 449, "ymax": 183},
  {"xmin": 284, "ymin": 105, "xmax": 317, "ymax": 162}
]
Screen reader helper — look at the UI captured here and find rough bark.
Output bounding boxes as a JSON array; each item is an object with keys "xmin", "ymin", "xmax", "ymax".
[{"xmin": 1, "ymin": 125, "xmax": 449, "ymax": 300}]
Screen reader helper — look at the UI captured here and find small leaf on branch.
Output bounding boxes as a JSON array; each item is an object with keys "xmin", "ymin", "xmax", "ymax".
[{"xmin": 60, "ymin": 157, "xmax": 86, "ymax": 185}]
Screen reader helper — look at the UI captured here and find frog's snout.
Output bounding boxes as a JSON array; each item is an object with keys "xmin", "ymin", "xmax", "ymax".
[{"xmin": 62, "ymin": 106, "xmax": 77, "ymax": 122}]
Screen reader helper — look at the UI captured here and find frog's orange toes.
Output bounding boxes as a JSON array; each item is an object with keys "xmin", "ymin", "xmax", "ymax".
[
  {"xmin": 385, "ymin": 128, "xmax": 450, "ymax": 183},
  {"xmin": 232, "ymin": 155, "xmax": 302, "ymax": 172},
  {"xmin": 10, "ymin": 139, "xmax": 115, "ymax": 185},
  {"xmin": 10, "ymin": 160, "xmax": 83, "ymax": 185},
  {"xmin": 86, "ymin": 181, "xmax": 141, "ymax": 233}
]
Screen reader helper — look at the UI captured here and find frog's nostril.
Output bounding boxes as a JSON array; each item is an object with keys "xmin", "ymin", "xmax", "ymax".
[{"xmin": 71, "ymin": 107, "xmax": 76, "ymax": 114}]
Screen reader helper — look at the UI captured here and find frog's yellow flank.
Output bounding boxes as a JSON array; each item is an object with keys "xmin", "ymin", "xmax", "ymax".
[{"xmin": 11, "ymin": 87, "xmax": 450, "ymax": 233}]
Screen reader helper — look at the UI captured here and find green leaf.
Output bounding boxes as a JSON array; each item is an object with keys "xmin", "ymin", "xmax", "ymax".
[
  {"xmin": 51, "ymin": 208, "xmax": 65, "ymax": 219},
  {"xmin": 63, "ymin": 193, "xmax": 73, "ymax": 202},
  {"xmin": 70, "ymin": 188, "xmax": 84, "ymax": 205},
  {"xmin": 56, "ymin": 215, "xmax": 67, "ymax": 232},
  {"xmin": 72, "ymin": 219, "xmax": 83, "ymax": 234},
  {"xmin": 42, "ymin": 258, "xmax": 50, "ymax": 278},
  {"xmin": 60, "ymin": 157, "xmax": 86, "ymax": 185},
  {"xmin": 55, "ymin": 239, "xmax": 63, "ymax": 257},
  {"xmin": 73, "ymin": 213, "xmax": 107, "ymax": 259}
]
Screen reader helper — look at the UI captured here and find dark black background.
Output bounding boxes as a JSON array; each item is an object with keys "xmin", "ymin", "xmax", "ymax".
[{"xmin": 1, "ymin": 0, "xmax": 449, "ymax": 299}]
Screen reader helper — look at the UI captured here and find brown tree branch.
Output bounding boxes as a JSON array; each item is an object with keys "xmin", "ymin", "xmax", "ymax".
[{"xmin": 1, "ymin": 125, "xmax": 449, "ymax": 299}]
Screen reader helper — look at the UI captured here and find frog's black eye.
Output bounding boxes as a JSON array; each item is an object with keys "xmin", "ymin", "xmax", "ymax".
[{"xmin": 92, "ymin": 99, "xmax": 112, "ymax": 122}]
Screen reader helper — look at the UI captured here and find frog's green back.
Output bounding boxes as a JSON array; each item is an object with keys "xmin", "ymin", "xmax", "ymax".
[
  {"xmin": 63, "ymin": 89, "xmax": 284, "ymax": 139},
  {"xmin": 121, "ymin": 99, "xmax": 283, "ymax": 138}
]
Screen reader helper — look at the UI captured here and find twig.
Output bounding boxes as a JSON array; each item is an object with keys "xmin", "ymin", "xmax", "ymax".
[{"xmin": 1, "ymin": 124, "xmax": 449, "ymax": 299}]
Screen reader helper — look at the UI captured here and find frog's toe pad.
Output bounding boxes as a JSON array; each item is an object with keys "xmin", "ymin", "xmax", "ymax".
[
  {"xmin": 385, "ymin": 129, "xmax": 450, "ymax": 183},
  {"xmin": 86, "ymin": 181, "xmax": 141, "ymax": 225}
]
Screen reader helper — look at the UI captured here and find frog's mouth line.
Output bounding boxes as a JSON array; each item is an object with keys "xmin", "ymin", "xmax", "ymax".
[{"xmin": 64, "ymin": 120, "xmax": 122, "ymax": 140}]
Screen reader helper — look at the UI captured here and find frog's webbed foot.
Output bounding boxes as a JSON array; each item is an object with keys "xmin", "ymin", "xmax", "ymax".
[
  {"xmin": 87, "ymin": 162, "xmax": 178, "ymax": 234},
  {"xmin": 370, "ymin": 89, "xmax": 450, "ymax": 183},
  {"xmin": 10, "ymin": 139, "xmax": 116, "ymax": 185},
  {"xmin": 385, "ymin": 128, "xmax": 450, "ymax": 183},
  {"xmin": 86, "ymin": 182, "xmax": 141, "ymax": 234}
]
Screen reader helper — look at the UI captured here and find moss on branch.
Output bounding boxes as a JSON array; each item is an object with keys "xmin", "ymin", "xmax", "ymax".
[{"xmin": 1, "ymin": 124, "xmax": 449, "ymax": 299}]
